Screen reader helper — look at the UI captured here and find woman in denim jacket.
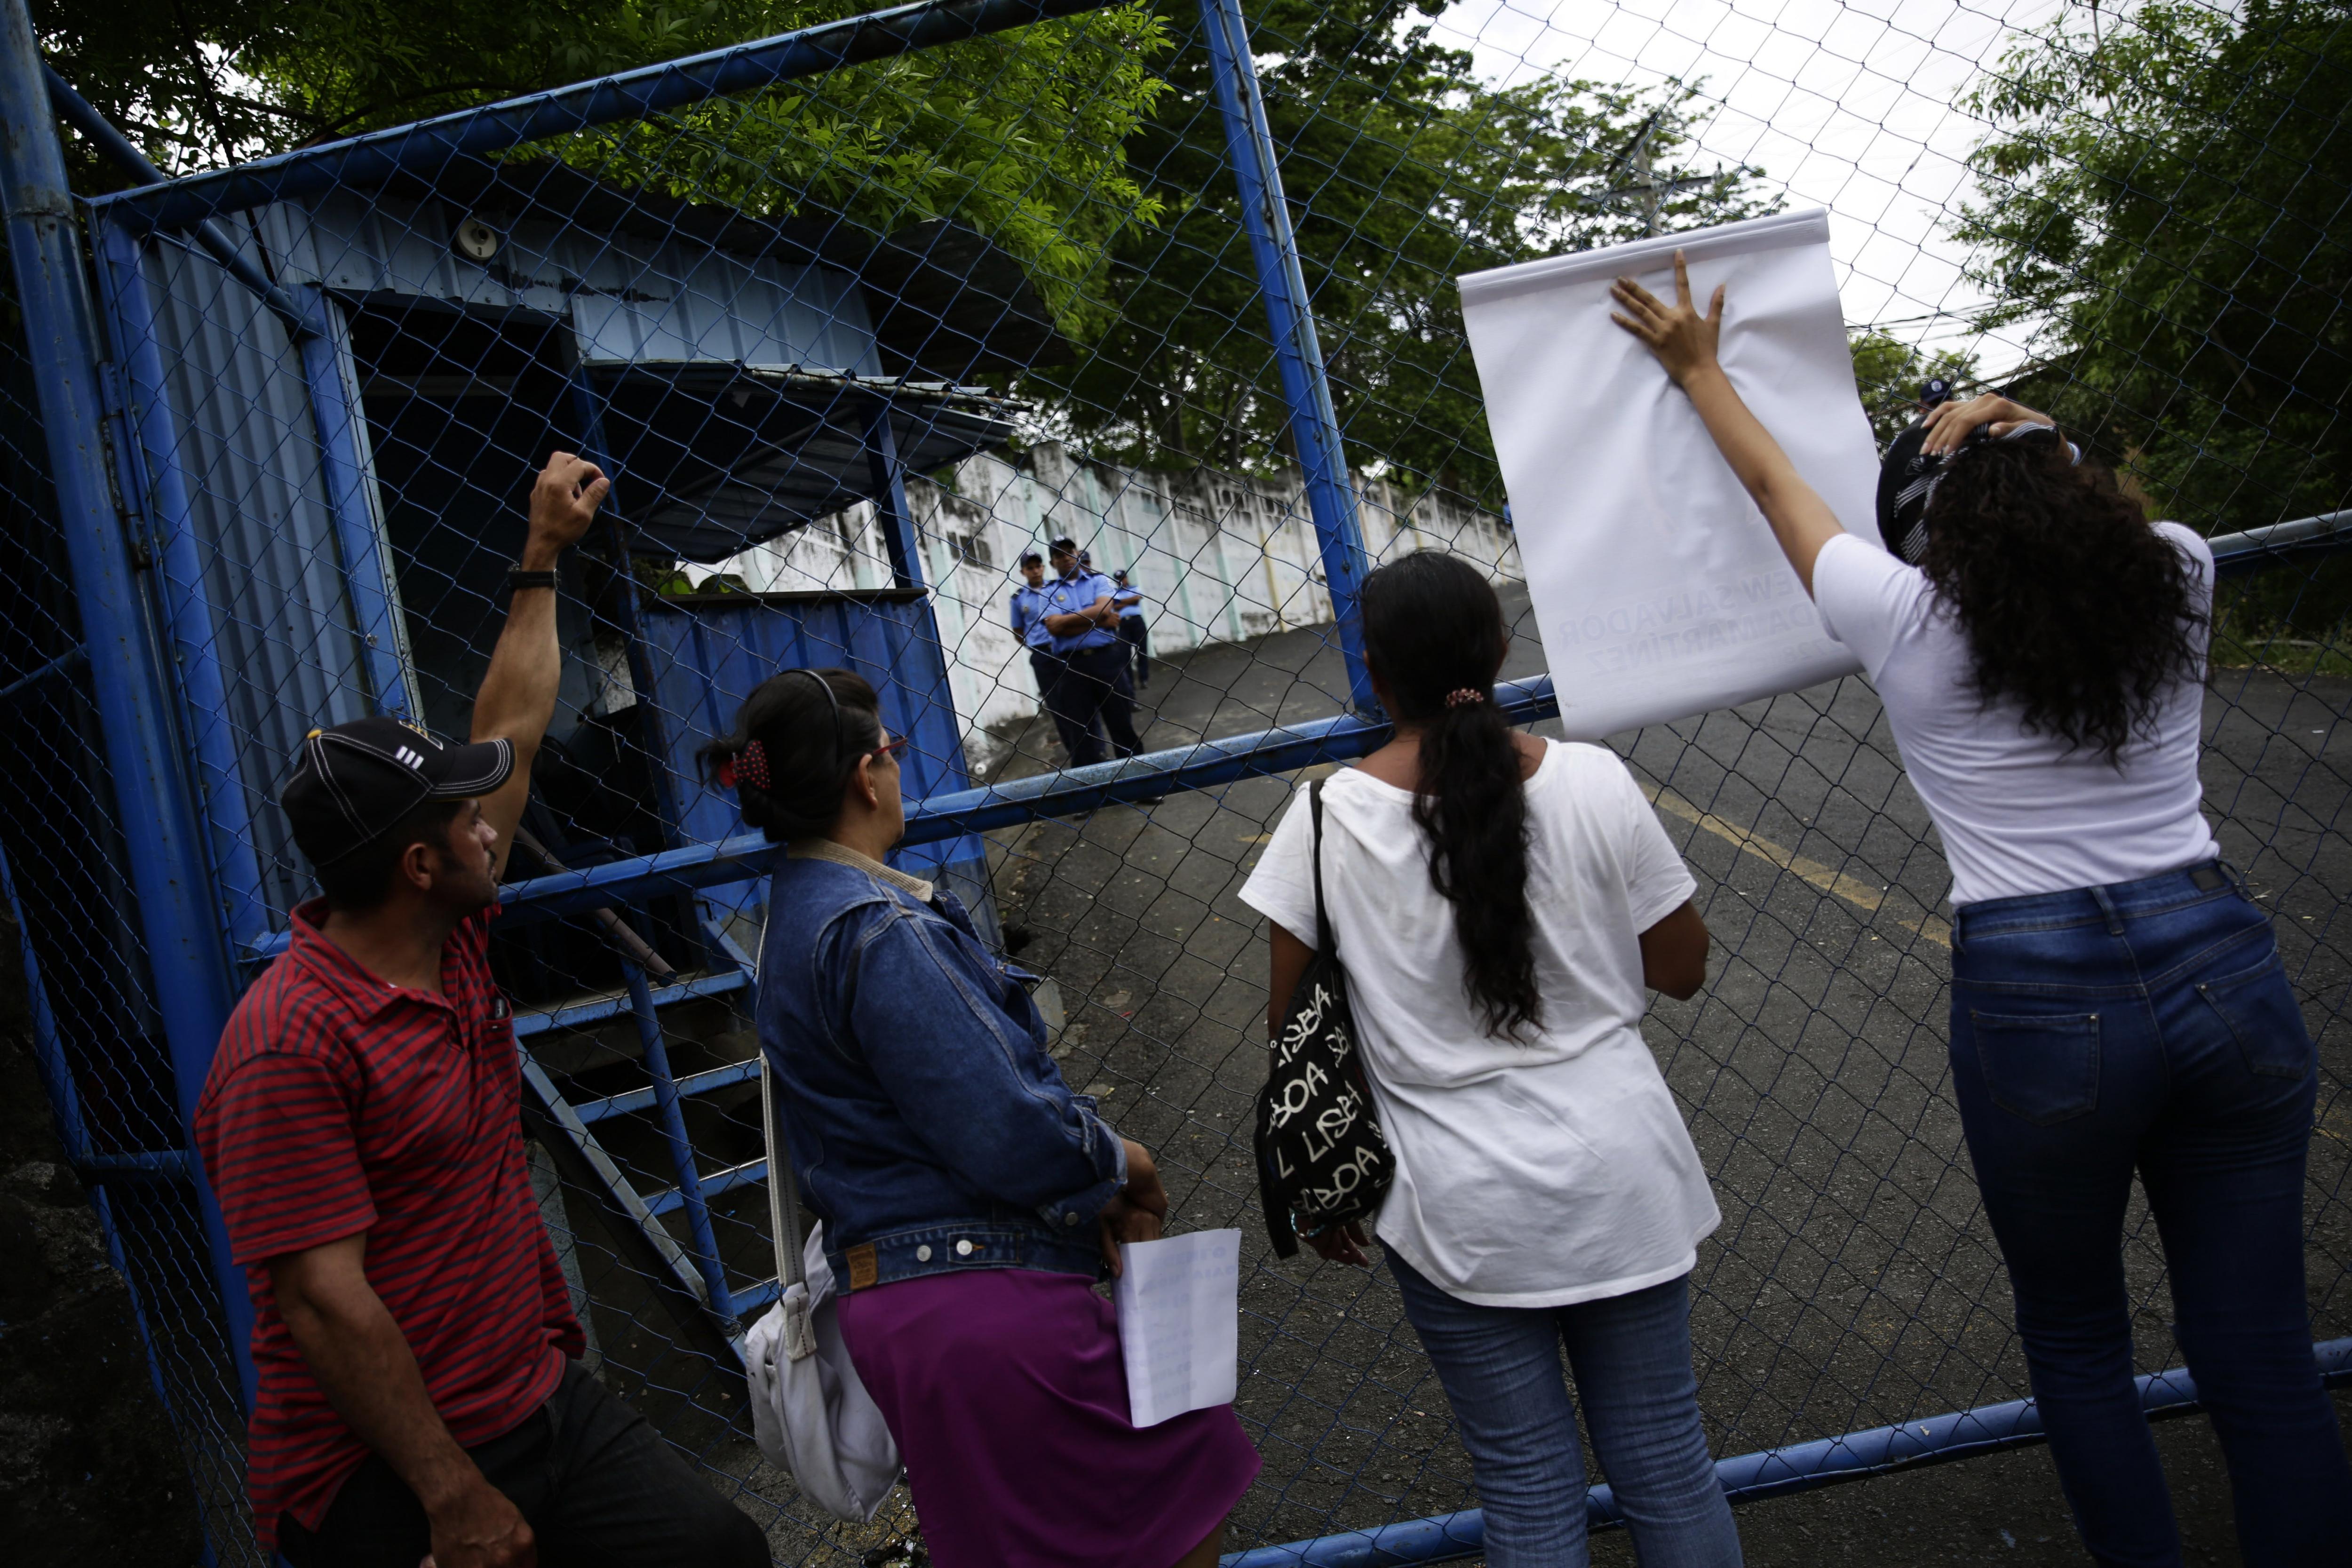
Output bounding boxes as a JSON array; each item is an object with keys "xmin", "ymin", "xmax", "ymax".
[{"xmin": 711, "ymin": 668, "xmax": 1257, "ymax": 1568}]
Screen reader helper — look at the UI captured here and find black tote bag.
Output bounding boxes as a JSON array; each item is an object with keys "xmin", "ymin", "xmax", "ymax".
[{"xmin": 1253, "ymin": 779, "xmax": 1394, "ymax": 1258}]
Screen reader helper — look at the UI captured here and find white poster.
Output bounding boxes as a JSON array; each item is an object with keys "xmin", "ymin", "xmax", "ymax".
[
  {"xmin": 1458, "ymin": 209, "xmax": 1884, "ymax": 739},
  {"xmin": 1113, "ymin": 1229, "xmax": 1241, "ymax": 1428}
]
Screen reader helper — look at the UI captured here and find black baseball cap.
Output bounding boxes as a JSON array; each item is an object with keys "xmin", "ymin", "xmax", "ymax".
[
  {"xmin": 1919, "ymin": 376, "xmax": 1953, "ymax": 409},
  {"xmin": 1049, "ymin": 537, "xmax": 1079, "ymax": 556},
  {"xmin": 1020, "ymin": 549, "xmax": 1043, "ymax": 566},
  {"xmin": 282, "ymin": 716, "xmax": 514, "ymax": 866}
]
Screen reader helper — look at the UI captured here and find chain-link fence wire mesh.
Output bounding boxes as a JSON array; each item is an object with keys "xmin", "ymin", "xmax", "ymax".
[
  {"xmin": 0, "ymin": 297, "xmax": 259, "ymax": 1553},
  {"xmin": 9, "ymin": 0, "xmax": 2349, "ymax": 1560}
]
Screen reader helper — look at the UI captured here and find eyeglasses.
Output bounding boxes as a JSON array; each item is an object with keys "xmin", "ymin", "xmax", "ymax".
[{"xmin": 868, "ymin": 735, "xmax": 912, "ymax": 765}]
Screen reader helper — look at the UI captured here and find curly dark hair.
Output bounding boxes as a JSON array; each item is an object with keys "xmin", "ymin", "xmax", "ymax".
[
  {"xmin": 1920, "ymin": 435, "xmax": 2206, "ymax": 761},
  {"xmin": 1359, "ymin": 551, "xmax": 1540, "ymax": 1041}
]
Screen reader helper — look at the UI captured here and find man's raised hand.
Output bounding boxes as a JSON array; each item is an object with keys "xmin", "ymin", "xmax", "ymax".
[{"xmin": 524, "ymin": 452, "xmax": 610, "ymax": 567}]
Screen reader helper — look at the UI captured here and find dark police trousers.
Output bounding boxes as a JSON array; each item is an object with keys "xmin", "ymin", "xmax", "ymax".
[
  {"xmin": 1030, "ymin": 648, "xmax": 1093, "ymax": 761},
  {"xmin": 278, "ymin": 1362, "xmax": 770, "ymax": 1568},
  {"xmin": 1049, "ymin": 643, "xmax": 1142, "ymax": 765}
]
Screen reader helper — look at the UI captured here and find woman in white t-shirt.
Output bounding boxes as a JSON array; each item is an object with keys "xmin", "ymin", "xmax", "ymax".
[
  {"xmin": 1238, "ymin": 551, "xmax": 1740, "ymax": 1568},
  {"xmin": 1613, "ymin": 255, "xmax": 2352, "ymax": 1566}
]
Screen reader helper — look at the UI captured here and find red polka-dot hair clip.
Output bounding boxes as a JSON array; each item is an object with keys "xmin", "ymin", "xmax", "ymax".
[{"xmin": 719, "ymin": 738, "xmax": 770, "ymax": 791}]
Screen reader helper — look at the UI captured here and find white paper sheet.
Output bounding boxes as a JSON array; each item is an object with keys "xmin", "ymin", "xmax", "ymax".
[
  {"xmin": 1458, "ymin": 209, "xmax": 1885, "ymax": 739},
  {"xmin": 1113, "ymin": 1228, "xmax": 1241, "ymax": 1429}
]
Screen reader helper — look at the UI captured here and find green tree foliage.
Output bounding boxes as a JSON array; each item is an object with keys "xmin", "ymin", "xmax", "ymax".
[
  {"xmin": 1033, "ymin": 0, "xmax": 1776, "ymax": 498},
  {"xmin": 1848, "ymin": 332, "xmax": 1979, "ymax": 447},
  {"xmin": 39, "ymin": 1, "xmax": 1171, "ymax": 335},
  {"xmin": 1954, "ymin": 0, "xmax": 2351, "ymax": 536}
]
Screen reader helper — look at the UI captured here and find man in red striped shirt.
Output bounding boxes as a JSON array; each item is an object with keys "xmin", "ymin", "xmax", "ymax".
[{"xmin": 195, "ymin": 454, "xmax": 769, "ymax": 1568}]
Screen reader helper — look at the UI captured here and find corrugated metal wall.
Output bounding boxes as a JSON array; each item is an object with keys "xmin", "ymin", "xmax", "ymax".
[{"xmin": 112, "ymin": 185, "xmax": 890, "ymax": 930}]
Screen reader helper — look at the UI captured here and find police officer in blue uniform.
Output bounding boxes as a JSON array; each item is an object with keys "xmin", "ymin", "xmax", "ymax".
[
  {"xmin": 1040, "ymin": 537, "xmax": 1142, "ymax": 765},
  {"xmin": 1010, "ymin": 549, "xmax": 1088, "ymax": 761}
]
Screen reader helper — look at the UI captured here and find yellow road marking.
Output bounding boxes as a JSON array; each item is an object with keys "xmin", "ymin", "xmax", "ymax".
[{"xmin": 1644, "ymin": 785, "xmax": 1951, "ymax": 949}]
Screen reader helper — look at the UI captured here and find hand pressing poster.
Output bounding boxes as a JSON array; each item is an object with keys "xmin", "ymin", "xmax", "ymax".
[{"xmin": 1458, "ymin": 209, "xmax": 1885, "ymax": 739}]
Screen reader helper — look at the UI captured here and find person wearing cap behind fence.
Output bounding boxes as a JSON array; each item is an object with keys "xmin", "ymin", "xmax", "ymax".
[
  {"xmin": 1613, "ymin": 255, "xmax": 2352, "ymax": 1565},
  {"xmin": 1040, "ymin": 536, "xmax": 1144, "ymax": 765},
  {"xmin": 1011, "ymin": 549, "xmax": 1086, "ymax": 762},
  {"xmin": 707, "ymin": 668, "xmax": 1257, "ymax": 1568},
  {"xmin": 192, "ymin": 454, "xmax": 771, "ymax": 1568}
]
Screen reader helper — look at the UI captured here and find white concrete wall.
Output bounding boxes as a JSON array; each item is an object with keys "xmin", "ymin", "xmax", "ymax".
[{"xmin": 720, "ymin": 445, "xmax": 1519, "ymax": 764}]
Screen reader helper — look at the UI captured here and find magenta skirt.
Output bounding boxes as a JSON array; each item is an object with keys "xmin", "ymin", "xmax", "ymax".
[{"xmin": 837, "ymin": 1267, "xmax": 1260, "ymax": 1567}]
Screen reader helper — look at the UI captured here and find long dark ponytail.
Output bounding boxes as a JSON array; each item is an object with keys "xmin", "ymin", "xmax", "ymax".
[
  {"xmin": 700, "ymin": 667, "xmax": 882, "ymax": 842},
  {"xmin": 1359, "ymin": 551, "xmax": 1539, "ymax": 1040}
]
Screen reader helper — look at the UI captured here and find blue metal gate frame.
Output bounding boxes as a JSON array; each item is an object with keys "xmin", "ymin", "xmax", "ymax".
[{"xmin": 6, "ymin": 1, "xmax": 2351, "ymax": 1564}]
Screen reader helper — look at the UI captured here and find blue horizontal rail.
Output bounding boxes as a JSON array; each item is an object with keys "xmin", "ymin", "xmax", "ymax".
[
  {"xmin": 0, "ymin": 643, "xmax": 87, "ymax": 706},
  {"xmin": 645, "ymin": 1153, "xmax": 769, "ymax": 1218},
  {"xmin": 1223, "ymin": 1335, "xmax": 2352, "ymax": 1567},
  {"xmin": 2209, "ymin": 508, "xmax": 2352, "ymax": 578},
  {"xmin": 573, "ymin": 1055, "xmax": 763, "ymax": 1125},
  {"xmin": 71, "ymin": 1148, "xmax": 193, "ymax": 1184},
  {"xmin": 375, "ymin": 674, "xmax": 1560, "ymax": 930},
  {"xmin": 509, "ymin": 966, "xmax": 751, "ymax": 1037},
  {"xmin": 85, "ymin": 0, "xmax": 1123, "ymax": 233}
]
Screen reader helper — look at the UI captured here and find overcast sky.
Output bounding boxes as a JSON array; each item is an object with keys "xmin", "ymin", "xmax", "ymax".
[{"xmin": 1423, "ymin": 0, "xmax": 2092, "ymax": 378}]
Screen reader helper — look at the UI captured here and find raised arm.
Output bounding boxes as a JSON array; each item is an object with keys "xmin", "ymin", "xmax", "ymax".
[
  {"xmin": 470, "ymin": 453, "xmax": 608, "ymax": 878},
  {"xmin": 1610, "ymin": 252, "xmax": 1846, "ymax": 595}
]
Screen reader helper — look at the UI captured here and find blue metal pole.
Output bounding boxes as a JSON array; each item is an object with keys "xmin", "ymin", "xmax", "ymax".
[
  {"xmin": 87, "ymin": 0, "xmax": 1127, "ymax": 234},
  {"xmin": 234, "ymin": 674, "xmax": 1537, "ymax": 953},
  {"xmin": 623, "ymin": 962, "xmax": 737, "ymax": 1334},
  {"xmin": 297, "ymin": 284, "xmax": 422, "ymax": 718},
  {"xmin": 89, "ymin": 215, "xmax": 277, "ymax": 956},
  {"xmin": 44, "ymin": 62, "xmax": 318, "ymax": 342},
  {"xmin": 866, "ymin": 397, "xmax": 927, "ymax": 592},
  {"xmin": 566, "ymin": 368, "xmax": 688, "ymax": 844},
  {"xmin": 0, "ymin": 0, "xmax": 256, "ymax": 1404},
  {"xmin": 70, "ymin": 93, "xmax": 421, "ymax": 727},
  {"xmin": 1197, "ymin": 0, "xmax": 1379, "ymax": 717}
]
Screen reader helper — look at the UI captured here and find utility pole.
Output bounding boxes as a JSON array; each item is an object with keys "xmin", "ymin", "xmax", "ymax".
[{"xmin": 1599, "ymin": 108, "xmax": 1717, "ymax": 237}]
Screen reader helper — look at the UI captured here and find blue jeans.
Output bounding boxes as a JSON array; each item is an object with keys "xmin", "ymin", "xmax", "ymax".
[
  {"xmin": 1389, "ymin": 1254, "xmax": 1741, "ymax": 1568},
  {"xmin": 1950, "ymin": 862, "xmax": 2352, "ymax": 1567}
]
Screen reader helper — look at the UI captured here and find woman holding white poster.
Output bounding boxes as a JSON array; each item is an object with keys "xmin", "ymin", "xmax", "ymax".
[
  {"xmin": 1613, "ymin": 255, "xmax": 2352, "ymax": 1565},
  {"xmin": 1240, "ymin": 552, "xmax": 1739, "ymax": 1568}
]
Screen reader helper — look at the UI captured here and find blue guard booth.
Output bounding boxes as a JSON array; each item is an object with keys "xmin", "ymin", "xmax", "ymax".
[{"xmin": 93, "ymin": 151, "xmax": 1054, "ymax": 1371}]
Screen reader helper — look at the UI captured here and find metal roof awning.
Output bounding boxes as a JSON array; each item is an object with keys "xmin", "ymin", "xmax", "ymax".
[{"xmin": 589, "ymin": 362, "xmax": 1020, "ymax": 562}]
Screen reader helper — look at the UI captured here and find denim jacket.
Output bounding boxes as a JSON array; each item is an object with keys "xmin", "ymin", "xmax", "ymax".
[{"xmin": 757, "ymin": 848, "xmax": 1125, "ymax": 1291}]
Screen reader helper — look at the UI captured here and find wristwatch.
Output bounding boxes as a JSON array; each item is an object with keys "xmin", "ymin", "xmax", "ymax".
[{"xmin": 507, "ymin": 568, "xmax": 559, "ymax": 593}]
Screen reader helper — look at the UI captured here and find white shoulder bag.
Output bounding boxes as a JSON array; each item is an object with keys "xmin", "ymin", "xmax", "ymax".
[{"xmin": 744, "ymin": 1051, "xmax": 903, "ymax": 1520}]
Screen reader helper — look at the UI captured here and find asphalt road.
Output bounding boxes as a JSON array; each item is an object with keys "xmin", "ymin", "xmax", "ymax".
[{"xmin": 956, "ymin": 583, "xmax": 2352, "ymax": 1565}]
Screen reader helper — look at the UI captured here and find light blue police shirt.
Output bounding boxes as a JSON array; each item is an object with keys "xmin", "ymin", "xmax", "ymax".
[
  {"xmin": 1041, "ymin": 570, "xmax": 1120, "ymax": 655},
  {"xmin": 1009, "ymin": 583, "xmax": 1055, "ymax": 649}
]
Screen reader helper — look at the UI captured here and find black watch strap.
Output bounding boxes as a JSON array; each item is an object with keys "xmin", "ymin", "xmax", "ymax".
[{"xmin": 507, "ymin": 568, "xmax": 559, "ymax": 592}]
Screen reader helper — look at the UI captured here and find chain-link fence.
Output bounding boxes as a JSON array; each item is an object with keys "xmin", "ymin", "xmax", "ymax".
[{"xmin": 6, "ymin": 0, "xmax": 2348, "ymax": 1561}]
